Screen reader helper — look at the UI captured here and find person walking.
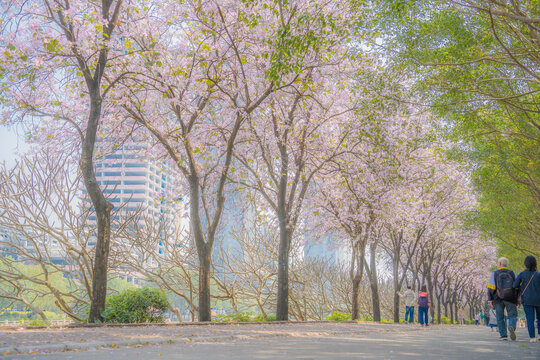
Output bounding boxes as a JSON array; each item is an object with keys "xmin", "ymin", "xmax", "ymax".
[
  {"xmin": 397, "ymin": 286, "xmax": 417, "ymax": 324},
  {"xmin": 475, "ymin": 313, "xmax": 480, "ymax": 325},
  {"xmin": 488, "ymin": 257, "xmax": 518, "ymax": 341},
  {"xmin": 513, "ymin": 255, "xmax": 540, "ymax": 343},
  {"xmin": 488, "ymin": 308, "xmax": 498, "ymax": 332},
  {"xmin": 484, "ymin": 303, "xmax": 491, "ymax": 326},
  {"xmin": 418, "ymin": 285, "xmax": 430, "ymax": 327},
  {"xmin": 457, "ymin": 304, "xmax": 465, "ymax": 325}
]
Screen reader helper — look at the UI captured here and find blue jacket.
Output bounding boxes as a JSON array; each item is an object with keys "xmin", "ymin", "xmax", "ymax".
[{"xmin": 513, "ymin": 270, "xmax": 540, "ymax": 307}]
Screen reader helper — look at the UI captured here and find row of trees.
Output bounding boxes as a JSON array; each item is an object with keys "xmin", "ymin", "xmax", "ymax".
[
  {"xmin": 0, "ymin": 0, "xmax": 498, "ymax": 323},
  {"xmin": 374, "ymin": 0, "xmax": 539, "ymax": 261}
]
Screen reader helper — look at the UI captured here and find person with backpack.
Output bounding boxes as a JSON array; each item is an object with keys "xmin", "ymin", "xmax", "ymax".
[
  {"xmin": 418, "ymin": 285, "xmax": 430, "ymax": 326},
  {"xmin": 488, "ymin": 257, "xmax": 518, "ymax": 341},
  {"xmin": 513, "ymin": 255, "xmax": 540, "ymax": 343}
]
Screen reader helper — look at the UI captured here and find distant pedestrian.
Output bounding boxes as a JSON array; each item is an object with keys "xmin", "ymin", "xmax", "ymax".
[
  {"xmin": 513, "ymin": 255, "xmax": 540, "ymax": 343},
  {"xmin": 397, "ymin": 286, "xmax": 417, "ymax": 324},
  {"xmin": 457, "ymin": 304, "xmax": 465, "ymax": 325},
  {"xmin": 488, "ymin": 308, "xmax": 497, "ymax": 332},
  {"xmin": 418, "ymin": 285, "xmax": 430, "ymax": 326},
  {"xmin": 475, "ymin": 313, "xmax": 480, "ymax": 325},
  {"xmin": 488, "ymin": 257, "xmax": 518, "ymax": 341}
]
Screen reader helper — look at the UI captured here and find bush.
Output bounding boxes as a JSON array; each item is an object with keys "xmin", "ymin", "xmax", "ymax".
[
  {"xmin": 213, "ymin": 312, "xmax": 251, "ymax": 322},
  {"xmin": 102, "ymin": 287, "xmax": 169, "ymax": 323},
  {"xmin": 324, "ymin": 311, "xmax": 352, "ymax": 322},
  {"xmin": 252, "ymin": 314, "xmax": 276, "ymax": 322},
  {"xmin": 213, "ymin": 313, "xmax": 276, "ymax": 322},
  {"xmin": 435, "ymin": 316, "xmax": 452, "ymax": 324}
]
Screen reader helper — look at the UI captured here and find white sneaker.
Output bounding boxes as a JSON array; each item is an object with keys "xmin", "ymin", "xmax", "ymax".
[{"xmin": 530, "ymin": 338, "xmax": 537, "ymax": 343}]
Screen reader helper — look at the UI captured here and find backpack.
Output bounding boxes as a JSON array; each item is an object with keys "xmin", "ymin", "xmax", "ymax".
[
  {"xmin": 496, "ymin": 270, "xmax": 517, "ymax": 301},
  {"xmin": 418, "ymin": 293, "xmax": 429, "ymax": 307}
]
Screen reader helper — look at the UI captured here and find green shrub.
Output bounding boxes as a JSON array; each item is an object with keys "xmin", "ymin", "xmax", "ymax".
[
  {"xmin": 102, "ymin": 287, "xmax": 169, "ymax": 323},
  {"xmin": 252, "ymin": 314, "xmax": 276, "ymax": 322},
  {"xmin": 435, "ymin": 316, "xmax": 452, "ymax": 324},
  {"xmin": 213, "ymin": 313, "xmax": 276, "ymax": 322},
  {"xmin": 26, "ymin": 318, "xmax": 51, "ymax": 326},
  {"xmin": 213, "ymin": 312, "xmax": 251, "ymax": 322},
  {"xmin": 324, "ymin": 311, "xmax": 352, "ymax": 322}
]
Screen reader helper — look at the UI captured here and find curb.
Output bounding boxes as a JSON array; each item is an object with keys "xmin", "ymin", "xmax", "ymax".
[
  {"xmin": 0, "ymin": 330, "xmax": 341, "ymax": 356},
  {"xmin": 0, "ymin": 319, "xmax": 388, "ymax": 331}
]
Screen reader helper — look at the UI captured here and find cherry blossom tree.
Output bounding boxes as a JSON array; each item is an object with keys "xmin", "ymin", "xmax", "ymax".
[
  {"xmin": 117, "ymin": 0, "xmax": 354, "ymax": 321},
  {"xmin": 232, "ymin": 60, "xmax": 358, "ymax": 319},
  {"xmin": 0, "ymin": 0, "xmax": 143, "ymax": 322}
]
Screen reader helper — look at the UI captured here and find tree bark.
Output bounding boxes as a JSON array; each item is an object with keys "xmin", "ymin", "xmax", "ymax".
[
  {"xmin": 352, "ymin": 276, "xmax": 361, "ymax": 320},
  {"xmin": 276, "ymin": 134, "xmax": 290, "ymax": 321},
  {"xmin": 188, "ymin": 172, "xmax": 213, "ymax": 322},
  {"xmin": 392, "ymin": 256, "xmax": 400, "ymax": 323},
  {"xmin": 57, "ymin": 0, "xmax": 123, "ymax": 324},
  {"xmin": 198, "ymin": 246, "xmax": 212, "ymax": 321},
  {"xmin": 436, "ymin": 294, "xmax": 442, "ymax": 324},
  {"xmin": 85, "ymin": 95, "xmax": 114, "ymax": 323},
  {"xmin": 276, "ymin": 220, "xmax": 291, "ymax": 320},
  {"xmin": 350, "ymin": 240, "xmax": 365, "ymax": 320},
  {"xmin": 367, "ymin": 242, "xmax": 380, "ymax": 322}
]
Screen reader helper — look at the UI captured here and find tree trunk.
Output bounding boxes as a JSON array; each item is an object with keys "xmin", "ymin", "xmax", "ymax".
[
  {"xmin": 85, "ymin": 96, "xmax": 113, "ymax": 323},
  {"xmin": 450, "ymin": 301, "xmax": 454, "ymax": 324},
  {"xmin": 188, "ymin": 172, "xmax": 214, "ymax": 322},
  {"xmin": 198, "ymin": 246, "xmax": 211, "ymax": 321},
  {"xmin": 368, "ymin": 243, "xmax": 380, "ymax": 322},
  {"xmin": 392, "ymin": 258, "xmax": 400, "ymax": 323},
  {"xmin": 352, "ymin": 276, "xmax": 361, "ymax": 320},
  {"xmin": 437, "ymin": 294, "xmax": 442, "ymax": 324},
  {"xmin": 350, "ymin": 241, "xmax": 365, "ymax": 321},
  {"xmin": 276, "ymin": 216, "xmax": 291, "ymax": 321},
  {"xmin": 427, "ymin": 274, "xmax": 434, "ymax": 324}
]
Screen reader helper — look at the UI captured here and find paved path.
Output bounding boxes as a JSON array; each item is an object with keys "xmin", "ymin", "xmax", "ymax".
[{"xmin": 1, "ymin": 324, "xmax": 539, "ymax": 359}]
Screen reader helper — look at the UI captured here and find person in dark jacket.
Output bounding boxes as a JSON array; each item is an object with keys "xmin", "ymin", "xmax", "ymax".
[
  {"xmin": 488, "ymin": 257, "xmax": 518, "ymax": 341},
  {"xmin": 513, "ymin": 255, "xmax": 540, "ymax": 343},
  {"xmin": 418, "ymin": 285, "xmax": 430, "ymax": 326}
]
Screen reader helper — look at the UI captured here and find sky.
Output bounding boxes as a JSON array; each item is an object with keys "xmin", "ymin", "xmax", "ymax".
[{"xmin": 0, "ymin": 125, "xmax": 29, "ymax": 168}]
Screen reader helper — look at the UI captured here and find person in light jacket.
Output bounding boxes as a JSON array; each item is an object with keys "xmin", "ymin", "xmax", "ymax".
[{"xmin": 397, "ymin": 286, "xmax": 417, "ymax": 324}]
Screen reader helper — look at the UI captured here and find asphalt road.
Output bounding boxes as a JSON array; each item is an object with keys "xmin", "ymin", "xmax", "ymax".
[{"xmin": 3, "ymin": 325, "xmax": 539, "ymax": 360}]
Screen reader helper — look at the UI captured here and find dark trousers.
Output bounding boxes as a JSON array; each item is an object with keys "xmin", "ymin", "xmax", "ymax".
[
  {"xmin": 523, "ymin": 305, "xmax": 540, "ymax": 339},
  {"xmin": 495, "ymin": 301, "xmax": 517, "ymax": 338},
  {"xmin": 405, "ymin": 306, "xmax": 414, "ymax": 323},
  {"xmin": 418, "ymin": 306, "xmax": 429, "ymax": 325}
]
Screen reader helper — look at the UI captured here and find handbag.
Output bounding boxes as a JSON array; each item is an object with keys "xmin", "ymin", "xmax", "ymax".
[{"xmin": 517, "ymin": 271, "xmax": 536, "ymax": 306}]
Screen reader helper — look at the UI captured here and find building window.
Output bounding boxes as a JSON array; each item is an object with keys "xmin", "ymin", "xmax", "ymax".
[
  {"xmin": 124, "ymin": 180, "xmax": 146, "ymax": 185},
  {"xmin": 125, "ymin": 171, "xmax": 147, "ymax": 177},
  {"xmin": 125, "ymin": 163, "xmax": 146, "ymax": 168}
]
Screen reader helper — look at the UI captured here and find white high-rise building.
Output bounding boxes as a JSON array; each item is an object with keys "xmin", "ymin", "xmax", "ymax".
[{"xmin": 83, "ymin": 140, "xmax": 186, "ymax": 269}]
